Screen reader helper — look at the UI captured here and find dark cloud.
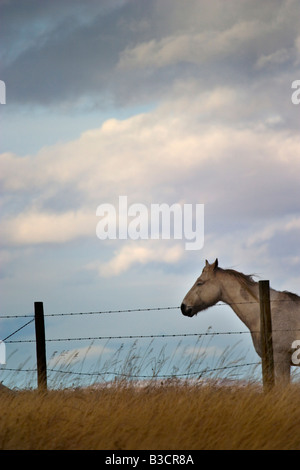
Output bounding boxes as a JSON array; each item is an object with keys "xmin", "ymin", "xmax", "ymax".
[
  {"xmin": 1, "ymin": 0, "xmax": 132, "ymax": 104},
  {"xmin": 1, "ymin": 0, "xmax": 299, "ymax": 111}
]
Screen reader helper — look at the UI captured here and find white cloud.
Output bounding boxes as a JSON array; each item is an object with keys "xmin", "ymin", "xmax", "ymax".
[
  {"xmin": 183, "ymin": 345, "xmax": 223, "ymax": 358},
  {"xmin": 2, "ymin": 95, "xmax": 300, "ymax": 194},
  {"xmin": 1, "ymin": 92, "xmax": 300, "ymax": 259},
  {"xmin": 118, "ymin": 18, "xmax": 282, "ymax": 70},
  {"xmin": 285, "ymin": 217, "xmax": 300, "ymax": 232},
  {"xmin": 295, "ymin": 35, "xmax": 300, "ymax": 64},
  {"xmin": 86, "ymin": 242, "xmax": 184, "ymax": 277},
  {"xmin": 48, "ymin": 344, "xmax": 113, "ymax": 367},
  {"xmin": 255, "ymin": 48, "xmax": 291, "ymax": 69},
  {"xmin": 0, "ymin": 209, "xmax": 95, "ymax": 245}
]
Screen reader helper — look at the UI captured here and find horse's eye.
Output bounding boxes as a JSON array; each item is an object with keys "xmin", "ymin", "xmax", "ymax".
[{"xmin": 197, "ymin": 280, "xmax": 205, "ymax": 286}]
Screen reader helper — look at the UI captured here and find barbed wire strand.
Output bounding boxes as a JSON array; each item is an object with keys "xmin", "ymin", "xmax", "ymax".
[
  {"xmin": 1, "ymin": 318, "xmax": 35, "ymax": 342},
  {"xmin": 35, "ymin": 298, "xmax": 300, "ymax": 317},
  {"xmin": 6, "ymin": 327, "xmax": 300, "ymax": 344},
  {"xmin": 1, "ymin": 296, "xmax": 299, "ymax": 319},
  {"xmin": 47, "ymin": 362, "xmax": 261, "ymax": 378},
  {"xmin": 0, "ymin": 362, "xmax": 260, "ymax": 379},
  {"xmin": 1, "ymin": 300, "xmax": 298, "ymax": 387},
  {"xmin": 1, "ymin": 314, "xmax": 34, "ymax": 319},
  {"xmin": 5, "ymin": 330, "xmax": 252, "ymax": 344}
]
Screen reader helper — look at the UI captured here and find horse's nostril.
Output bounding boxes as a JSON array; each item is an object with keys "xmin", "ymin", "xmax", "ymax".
[{"xmin": 181, "ymin": 303, "xmax": 193, "ymax": 316}]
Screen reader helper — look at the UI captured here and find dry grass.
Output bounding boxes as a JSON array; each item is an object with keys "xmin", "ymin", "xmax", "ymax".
[{"xmin": 1, "ymin": 381, "xmax": 300, "ymax": 450}]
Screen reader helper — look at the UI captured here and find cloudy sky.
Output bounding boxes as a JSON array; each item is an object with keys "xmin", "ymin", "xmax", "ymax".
[{"xmin": 0, "ymin": 0, "xmax": 300, "ymax": 385}]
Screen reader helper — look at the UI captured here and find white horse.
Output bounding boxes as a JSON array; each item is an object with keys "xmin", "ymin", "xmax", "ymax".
[{"xmin": 181, "ymin": 259, "xmax": 300, "ymax": 384}]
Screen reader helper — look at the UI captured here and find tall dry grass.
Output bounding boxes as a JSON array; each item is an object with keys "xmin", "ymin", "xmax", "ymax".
[{"xmin": 1, "ymin": 381, "xmax": 300, "ymax": 450}]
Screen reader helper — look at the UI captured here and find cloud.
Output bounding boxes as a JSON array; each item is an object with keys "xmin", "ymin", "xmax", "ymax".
[
  {"xmin": 2, "ymin": 0, "xmax": 299, "ymax": 108},
  {"xmin": 246, "ymin": 216, "xmax": 300, "ymax": 247},
  {"xmin": 255, "ymin": 48, "xmax": 292, "ymax": 69},
  {"xmin": 0, "ymin": 209, "xmax": 95, "ymax": 245},
  {"xmin": 86, "ymin": 242, "xmax": 184, "ymax": 277},
  {"xmin": 0, "ymin": 0, "xmax": 135, "ymax": 105},
  {"xmin": 1, "ymin": 0, "xmax": 300, "ymax": 285},
  {"xmin": 183, "ymin": 345, "xmax": 223, "ymax": 358},
  {"xmin": 1, "ymin": 91, "xmax": 300, "ymax": 258},
  {"xmin": 295, "ymin": 35, "xmax": 300, "ymax": 64},
  {"xmin": 48, "ymin": 343, "xmax": 114, "ymax": 367},
  {"xmin": 118, "ymin": 20, "xmax": 264, "ymax": 69},
  {"xmin": 2, "ymin": 88, "xmax": 300, "ymax": 189}
]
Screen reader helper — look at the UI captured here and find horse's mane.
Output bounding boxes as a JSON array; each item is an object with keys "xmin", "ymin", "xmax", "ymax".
[
  {"xmin": 218, "ymin": 267, "xmax": 300, "ymax": 301},
  {"xmin": 217, "ymin": 268, "xmax": 256, "ymax": 288},
  {"xmin": 282, "ymin": 290, "xmax": 300, "ymax": 301}
]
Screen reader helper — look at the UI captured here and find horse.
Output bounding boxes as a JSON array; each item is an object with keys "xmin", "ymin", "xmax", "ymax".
[{"xmin": 181, "ymin": 259, "xmax": 300, "ymax": 384}]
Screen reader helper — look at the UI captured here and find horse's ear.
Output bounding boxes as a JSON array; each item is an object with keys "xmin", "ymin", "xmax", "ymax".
[
  {"xmin": 205, "ymin": 259, "xmax": 209, "ymax": 267},
  {"xmin": 213, "ymin": 258, "xmax": 218, "ymax": 270}
]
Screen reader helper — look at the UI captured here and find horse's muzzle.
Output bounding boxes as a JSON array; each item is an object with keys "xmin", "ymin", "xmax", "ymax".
[{"xmin": 180, "ymin": 303, "xmax": 193, "ymax": 317}]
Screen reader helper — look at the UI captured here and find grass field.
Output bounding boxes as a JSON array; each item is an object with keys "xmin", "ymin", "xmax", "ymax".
[{"xmin": 0, "ymin": 381, "xmax": 300, "ymax": 450}]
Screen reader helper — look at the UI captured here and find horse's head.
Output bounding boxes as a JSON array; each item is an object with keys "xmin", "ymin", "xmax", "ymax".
[{"xmin": 181, "ymin": 259, "xmax": 221, "ymax": 317}]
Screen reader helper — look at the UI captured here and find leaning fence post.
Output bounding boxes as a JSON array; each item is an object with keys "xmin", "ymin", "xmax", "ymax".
[
  {"xmin": 259, "ymin": 280, "xmax": 275, "ymax": 391},
  {"xmin": 34, "ymin": 302, "xmax": 47, "ymax": 391}
]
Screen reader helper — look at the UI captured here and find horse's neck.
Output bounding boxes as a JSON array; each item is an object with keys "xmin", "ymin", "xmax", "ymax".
[{"xmin": 219, "ymin": 275, "xmax": 260, "ymax": 330}]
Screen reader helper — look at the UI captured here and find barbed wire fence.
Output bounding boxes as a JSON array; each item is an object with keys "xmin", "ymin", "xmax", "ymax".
[{"xmin": 1, "ymin": 293, "xmax": 299, "ymax": 390}]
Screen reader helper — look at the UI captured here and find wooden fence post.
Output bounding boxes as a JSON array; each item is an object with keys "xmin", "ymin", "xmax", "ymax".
[
  {"xmin": 259, "ymin": 280, "xmax": 275, "ymax": 391},
  {"xmin": 34, "ymin": 302, "xmax": 47, "ymax": 391}
]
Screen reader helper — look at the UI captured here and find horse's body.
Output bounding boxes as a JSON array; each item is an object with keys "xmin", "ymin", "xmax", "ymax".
[{"xmin": 181, "ymin": 259, "xmax": 300, "ymax": 384}]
